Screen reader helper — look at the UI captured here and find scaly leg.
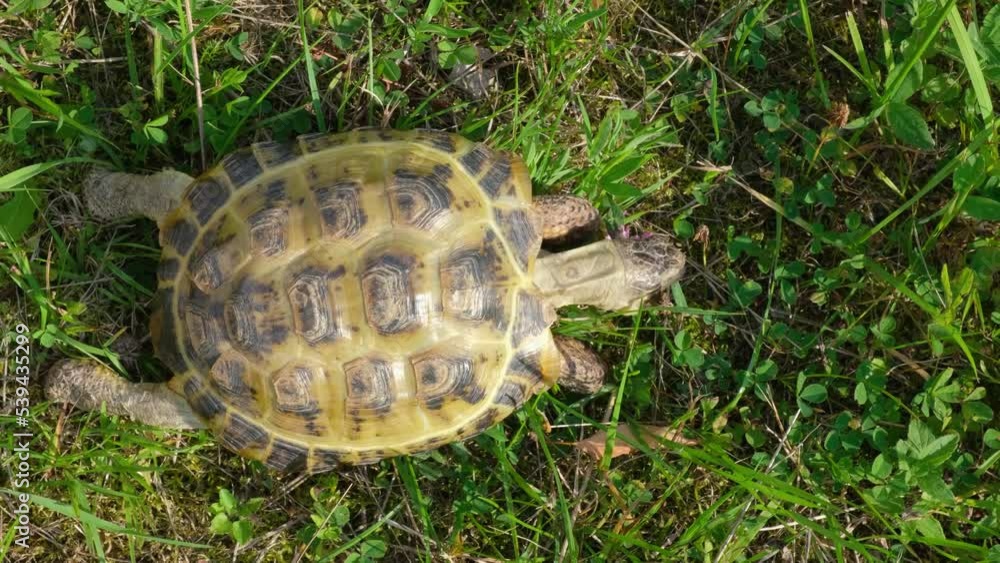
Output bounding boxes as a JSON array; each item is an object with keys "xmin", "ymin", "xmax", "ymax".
[
  {"xmin": 84, "ymin": 169, "xmax": 193, "ymax": 225},
  {"xmin": 554, "ymin": 336, "xmax": 606, "ymax": 394},
  {"xmin": 532, "ymin": 195, "xmax": 601, "ymax": 245},
  {"xmin": 46, "ymin": 360, "xmax": 204, "ymax": 429}
]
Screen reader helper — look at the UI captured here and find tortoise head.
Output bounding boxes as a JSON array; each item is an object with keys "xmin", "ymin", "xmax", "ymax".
[{"xmin": 614, "ymin": 233, "xmax": 686, "ymax": 309}]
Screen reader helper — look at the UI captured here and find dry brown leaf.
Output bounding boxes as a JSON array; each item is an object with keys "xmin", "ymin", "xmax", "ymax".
[{"xmin": 574, "ymin": 424, "xmax": 698, "ymax": 460}]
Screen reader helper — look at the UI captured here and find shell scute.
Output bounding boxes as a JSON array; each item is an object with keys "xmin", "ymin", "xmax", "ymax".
[
  {"xmin": 265, "ymin": 439, "xmax": 308, "ymax": 472},
  {"xmin": 186, "ymin": 178, "xmax": 229, "ymax": 225}
]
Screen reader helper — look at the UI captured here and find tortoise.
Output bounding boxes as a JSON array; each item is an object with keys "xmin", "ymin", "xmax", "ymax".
[{"xmin": 45, "ymin": 129, "xmax": 685, "ymax": 473}]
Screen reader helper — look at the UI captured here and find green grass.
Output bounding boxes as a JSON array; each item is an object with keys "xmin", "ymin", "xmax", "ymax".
[{"xmin": 2, "ymin": 1, "xmax": 999, "ymax": 561}]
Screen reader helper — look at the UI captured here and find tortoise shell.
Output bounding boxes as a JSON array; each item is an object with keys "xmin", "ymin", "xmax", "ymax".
[{"xmin": 151, "ymin": 129, "xmax": 562, "ymax": 472}]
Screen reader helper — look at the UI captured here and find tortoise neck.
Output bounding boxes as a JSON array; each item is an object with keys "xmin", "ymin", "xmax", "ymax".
[{"xmin": 533, "ymin": 240, "xmax": 630, "ymax": 310}]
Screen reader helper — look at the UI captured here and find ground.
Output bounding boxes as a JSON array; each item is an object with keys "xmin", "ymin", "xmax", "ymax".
[{"xmin": 0, "ymin": 1, "xmax": 998, "ymax": 561}]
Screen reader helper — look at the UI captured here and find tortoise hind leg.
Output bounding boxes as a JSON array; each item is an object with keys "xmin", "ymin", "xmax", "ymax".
[
  {"xmin": 533, "ymin": 195, "xmax": 600, "ymax": 245},
  {"xmin": 84, "ymin": 169, "xmax": 193, "ymax": 225},
  {"xmin": 45, "ymin": 359, "xmax": 205, "ymax": 429},
  {"xmin": 553, "ymin": 336, "xmax": 606, "ymax": 393}
]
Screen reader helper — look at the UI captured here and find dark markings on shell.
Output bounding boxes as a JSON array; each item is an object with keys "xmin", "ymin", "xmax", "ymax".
[
  {"xmin": 265, "ymin": 439, "xmax": 308, "ymax": 472},
  {"xmin": 463, "ymin": 383, "xmax": 486, "ymax": 404},
  {"xmin": 344, "ymin": 356, "xmax": 394, "ymax": 414},
  {"xmin": 511, "ymin": 291, "xmax": 551, "ymax": 347},
  {"xmin": 255, "ymin": 141, "xmax": 298, "ymax": 168},
  {"xmin": 186, "ymin": 178, "xmax": 229, "ymax": 225},
  {"xmin": 311, "ymin": 449, "xmax": 344, "ymax": 471},
  {"xmin": 412, "ymin": 352, "xmax": 475, "ymax": 409},
  {"xmin": 506, "ymin": 351, "xmax": 545, "ymax": 384},
  {"xmin": 288, "ymin": 269, "xmax": 341, "ymax": 343},
  {"xmin": 272, "ymin": 365, "xmax": 321, "ymax": 415},
  {"xmin": 222, "ymin": 150, "xmax": 263, "ymax": 188},
  {"xmin": 220, "ymin": 413, "xmax": 269, "ymax": 452},
  {"xmin": 299, "ymin": 133, "xmax": 347, "ymax": 153},
  {"xmin": 417, "ymin": 130, "xmax": 456, "ymax": 153},
  {"xmin": 459, "ymin": 145, "xmax": 491, "ymax": 176},
  {"xmin": 184, "ymin": 304, "xmax": 225, "ymax": 364},
  {"xmin": 314, "ymin": 180, "xmax": 366, "ymax": 240},
  {"xmin": 354, "ymin": 451, "xmax": 383, "ymax": 466},
  {"xmin": 473, "ymin": 407, "xmax": 501, "ymax": 432},
  {"xmin": 223, "ymin": 278, "xmax": 290, "ymax": 354},
  {"xmin": 264, "ymin": 179, "xmax": 288, "ymax": 203},
  {"xmin": 184, "ymin": 378, "xmax": 227, "ymax": 419},
  {"xmin": 304, "ymin": 420, "xmax": 324, "ymax": 436},
  {"xmin": 210, "ymin": 355, "xmax": 259, "ymax": 416},
  {"xmin": 248, "ymin": 207, "xmax": 288, "ymax": 257},
  {"xmin": 494, "ymin": 381, "xmax": 526, "ymax": 408},
  {"xmin": 164, "ymin": 219, "xmax": 197, "ymax": 256},
  {"xmin": 440, "ymin": 230, "xmax": 508, "ymax": 330},
  {"xmin": 157, "ymin": 258, "xmax": 179, "ymax": 282},
  {"xmin": 361, "ymin": 253, "xmax": 420, "ymax": 335},
  {"xmin": 480, "ymin": 156, "xmax": 511, "ymax": 199},
  {"xmin": 493, "ymin": 208, "xmax": 539, "ymax": 271},
  {"xmin": 189, "ymin": 237, "xmax": 239, "ymax": 293},
  {"xmin": 153, "ymin": 288, "xmax": 187, "ymax": 373},
  {"xmin": 391, "ymin": 165, "xmax": 453, "ymax": 231},
  {"xmin": 413, "ymin": 436, "xmax": 449, "ymax": 453},
  {"xmin": 225, "ymin": 293, "xmax": 258, "ymax": 352}
]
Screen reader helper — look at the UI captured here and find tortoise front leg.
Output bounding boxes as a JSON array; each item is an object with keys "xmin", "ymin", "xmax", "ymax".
[
  {"xmin": 45, "ymin": 360, "xmax": 205, "ymax": 429},
  {"xmin": 553, "ymin": 336, "xmax": 606, "ymax": 394},
  {"xmin": 84, "ymin": 169, "xmax": 193, "ymax": 225},
  {"xmin": 532, "ymin": 195, "xmax": 600, "ymax": 245}
]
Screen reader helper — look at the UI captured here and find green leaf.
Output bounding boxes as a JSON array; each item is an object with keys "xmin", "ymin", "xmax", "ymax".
[
  {"xmin": 963, "ymin": 401, "xmax": 994, "ymax": 423},
  {"xmin": 147, "ymin": 114, "xmax": 168, "ymax": 127},
  {"xmin": 218, "ymin": 488, "xmax": 237, "ymax": 513},
  {"xmin": 105, "ymin": 0, "xmax": 127, "ymax": 14},
  {"xmin": 0, "ymin": 188, "xmax": 41, "ymax": 239},
  {"xmin": 0, "ymin": 158, "xmax": 97, "ymax": 193},
  {"xmin": 890, "ymin": 59, "xmax": 922, "ymax": 102},
  {"xmin": 674, "ymin": 329, "xmax": 692, "ymax": 350},
  {"xmin": 730, "ymin": 277, "xmax": 762, "ymax": 307},
  {"xmin": 209, "ymin": 513, "xmax": 231, "ymax": 535},
  {"xmin": 762, "ymin": 113, "xmax": 781, "ymax": 131},
  {"xmin": 920, "ymin": 75, "xmax": 960, "ymax": 103},
  {"xmin": 673, "ymin": 218, "xmax": 694, "ymax": 239},
  {"xmin": 799, "ymin": 383, "xmax": 827, "ymax": 403},
  {"xmin": 602, "ymin": 181, "xmax": 642, "ymax": 199},
  {"xmin": 962, "ymin": 196, "xmax": 1000, "ymax": 221},
  {"xmin": 982, "ymin": 6, "xmax": 1000, "ymax": 62},
  {"xmin": 377, "ymin": 58, "xmax": 401, "ymax": 81},
  {"xmin": 600, "ymin": 155, "xmax": 645, "ymax": 184},
  {"xmin": 681, "ymin": 347, "xmax": 705, "ymax": 368},
  {"xmin": 870, "ymin": 454, "xmax": 892, "ymax": 479},
  {"xmin": 145, "ymin": 126, "xmax": 167, "ymax": 144},
  {"xmin": 231, "ymin": 520, "xmax": 253, "ymax": 544},
  {"xmin": 953, "ymin": 154, "xmax": 987, "ymax": 192},
  {"xmin": 886, "ymin": 101, "xmax": 934, "ymax": 149},
  {"xmin": 455, "ymin": 45, "xmax": 479, "ymax": 65},
  {"xmin": 919, "ymin": 434, "xmax": 958, "ymax": 467},
  {"xmin": 985, "ymin": 429, "xmax": 1000, "ymax": 449},
  {"xmin": 422, "ymin": 0, "xmax": 443, "ymax": 22},
  {"xmin": 914, "ymin": 515, "xmax": 945, "ymax": 539},
  {"xmin": 8, "ymin": 106, "xmax": 32, "ymax": 143},
  {"xmin": 916, "ymin": 474, "xmax": 955, "ymax": 504}
]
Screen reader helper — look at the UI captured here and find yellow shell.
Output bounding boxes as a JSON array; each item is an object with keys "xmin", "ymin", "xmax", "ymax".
[{"xmin": 151, "ymin": 129, "xmax": 561, "ymax": 472}]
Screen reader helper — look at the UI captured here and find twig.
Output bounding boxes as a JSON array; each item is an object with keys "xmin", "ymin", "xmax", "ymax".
[{"xmin": 182, "ymin": 0, "xmax": 207, "ymax": 170}]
